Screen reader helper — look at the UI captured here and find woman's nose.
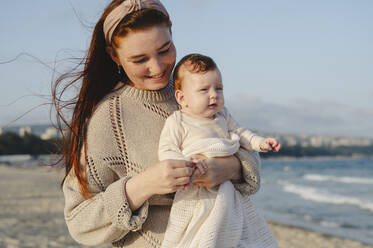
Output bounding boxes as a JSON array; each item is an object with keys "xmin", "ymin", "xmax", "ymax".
[{"xmin": 148, "ymin": 58, "xmax": 163, "ymax": 75}]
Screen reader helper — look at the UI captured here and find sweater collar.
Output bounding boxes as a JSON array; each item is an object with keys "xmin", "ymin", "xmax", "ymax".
[{"xmin": 119, "ymin": 81, "xmax": 174, "ymax": 103}]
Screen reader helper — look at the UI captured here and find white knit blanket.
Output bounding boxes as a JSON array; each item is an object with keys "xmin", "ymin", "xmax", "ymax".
[{"xmin": 161, "ymin": 138, "xmax": 278, "ymax": 248}]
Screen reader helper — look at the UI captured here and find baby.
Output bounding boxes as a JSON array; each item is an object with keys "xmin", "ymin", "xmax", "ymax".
[{"xmin": 159, "ymin": 54, "xmax": 279, "ymax": 248}]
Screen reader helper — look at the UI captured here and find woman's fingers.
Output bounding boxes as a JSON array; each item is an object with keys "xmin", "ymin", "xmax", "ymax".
[
  {"xmin": 168, "ymin": 159, "xmax": 190, "ymax": 168},
  {"xmin": 175, "ymin": 176, "xmax": 191, "ymax": 186},
  {"xmin": 148, "ymin": 160, "xmax": 195, "ymax": 194},
  {"xmin": 173, "ymin": 166, "xmax": 194, "ymax": 178}
]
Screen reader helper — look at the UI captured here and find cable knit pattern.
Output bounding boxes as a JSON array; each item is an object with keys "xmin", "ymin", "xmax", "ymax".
[
  {"xmin": 235, "ymin": 149, "xmax": 261, "ymax": 196},
  {"xmin": 62, "ymin": 82, "xmax": 262, "ymax": 247}
]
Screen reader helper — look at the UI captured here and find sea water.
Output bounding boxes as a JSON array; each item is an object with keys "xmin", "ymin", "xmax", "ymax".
[{"xmin": 252, "ymin": 159, "xmax": 373, "ymax": 245}]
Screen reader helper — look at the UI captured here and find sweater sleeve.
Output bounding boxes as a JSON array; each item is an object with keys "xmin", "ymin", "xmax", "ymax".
[
  {"xmin": 63, "ymin": 172, "xmax": 148, "ymax": 245},
  {"xmin": 158, "ymin": 113, "xmax": 186, "ymax": 161},
  {"xmin": 232, "ymin": 148, "xmax": 261, "ymax": 196},
  {"xmin": 62, "ymin": 101, "xmax": 149, "ymax": 246}
]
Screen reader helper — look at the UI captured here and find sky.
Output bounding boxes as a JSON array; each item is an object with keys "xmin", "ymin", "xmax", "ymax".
[{"xmin": 0, "ymin": 0, "xmax": 372, "ymax": 138}]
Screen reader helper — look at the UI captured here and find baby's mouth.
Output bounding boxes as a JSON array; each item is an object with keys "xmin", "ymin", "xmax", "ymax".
[{"xmin": 208, "ymin": 103, "xmax": 217, "ymax": 108}]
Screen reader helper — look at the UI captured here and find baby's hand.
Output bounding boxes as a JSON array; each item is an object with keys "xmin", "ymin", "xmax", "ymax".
[
  {"xmin": 184, "ymin": 155, "xmax": 208, "ymax": 189},
  {"xmin": 189, "ymin": 155, "xmax": 208, "ymax": 175},
  {"xmin": 259, "ymin": 138, "xmax": 281, "ymax": 152}
]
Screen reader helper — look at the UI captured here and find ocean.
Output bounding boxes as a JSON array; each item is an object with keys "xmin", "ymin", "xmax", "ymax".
[{"xmin": 253, "ymin": 158, "xmax": 373, "ymax": 245}]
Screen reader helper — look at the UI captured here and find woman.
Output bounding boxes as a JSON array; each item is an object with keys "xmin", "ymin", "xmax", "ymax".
[{"xmin": 53, "ymin": 0, "xmax": 261, "ymax": 247}]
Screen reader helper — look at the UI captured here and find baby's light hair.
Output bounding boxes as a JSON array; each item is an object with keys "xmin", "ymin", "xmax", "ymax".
[{"xmin": 173, "ymin": 53, "xmax": 217, "ymax": 91}]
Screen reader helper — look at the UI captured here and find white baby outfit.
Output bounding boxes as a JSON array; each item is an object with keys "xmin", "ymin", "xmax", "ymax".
[{"xmin": 158, "ymin": 108, "xmax": 278, "ymax": 248}]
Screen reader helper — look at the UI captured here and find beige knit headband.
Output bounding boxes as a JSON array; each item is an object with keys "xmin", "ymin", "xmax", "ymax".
[{"xmin": 103, "ymin": 0, "xmax": 169, "ymax": 45}]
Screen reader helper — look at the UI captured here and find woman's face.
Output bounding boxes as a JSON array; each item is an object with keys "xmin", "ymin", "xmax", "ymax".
[{"xmin": 110, "ymin": 24, "xmax": 176, "ymax": 91}]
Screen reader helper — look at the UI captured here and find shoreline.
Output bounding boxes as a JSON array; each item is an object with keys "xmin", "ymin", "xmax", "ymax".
[
  {"xmin": 262, "ymin": 154, "xmax": 373, "ymax": 161},
  {"xmin": 1, "ymin": 164, "xmax": 372, "ymax": 248},
  {"xmin": 267, "ymin": 220, "xmax": 373, "ymax": 248},
  {"xmin": 1, "ymin": 154, "xmax": 372, "ymax": 168}
]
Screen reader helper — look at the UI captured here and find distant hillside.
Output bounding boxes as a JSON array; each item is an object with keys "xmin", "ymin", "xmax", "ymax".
[
  {"xmin": 0, "ymin": 132, "xmax": 60, "ymax": 155},
  {"xmin": 0, "ymin": 127, "xmax": 372, "ymax": 158},
  {"xmin": 1, "ymin": 124, "xmax": 372, "ymax": 158}
]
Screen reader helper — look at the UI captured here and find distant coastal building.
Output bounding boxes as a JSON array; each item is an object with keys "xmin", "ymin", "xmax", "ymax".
[
  {"xmin": 19, "ymin": 126, "xmax": 32, "ymax": 137},
  {"xmin": 330, "ymin": 137, "xmax": 373, "ymax": 147},
  {"xmin": 40, "ymin": 127, "xmax": 59, "ymax": 140},
  {"xmin": 278, "ymin": 134, "xmax": 373, "ymax": 148},
  {"xmin": 282, "ymin": 136, "xmax": 297, "ymax": 146},
  {"xmin": 3, "ymin": 123, "xmax": 373, "ymax": 148}
]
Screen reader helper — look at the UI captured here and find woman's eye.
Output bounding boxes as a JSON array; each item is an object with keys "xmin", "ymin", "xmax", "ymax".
[
  {"xmin": 159, "ymin": 47, "xmax": 170, "ymax": 55},
  {"xmin": 133, "ymin": 58, "xmax": 147, "ymax": 64}
]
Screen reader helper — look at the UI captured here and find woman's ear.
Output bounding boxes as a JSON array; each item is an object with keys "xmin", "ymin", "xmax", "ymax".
[
  {"xmin": 175, "ymin": 90, "xmax": 185, "ymax": 107},
  {"xmin": 106, "ymin": 46, "xmax": 120, "ymax": 65}
]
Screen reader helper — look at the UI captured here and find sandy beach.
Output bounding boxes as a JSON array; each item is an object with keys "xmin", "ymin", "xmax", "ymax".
[{"xmin": 0, "ymin": 164, "xmax": 372, "ymax": 248}]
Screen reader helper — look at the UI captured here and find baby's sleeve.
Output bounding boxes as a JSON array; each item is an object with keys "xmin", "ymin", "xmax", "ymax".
[
  {"xmin": 223, "ymin": 108, "xmax": 264, "ymax": 152},
  {"xmin": 220, "ymin": 108, "xmax": 262, "ymax": 196},
  {"xmin": 158, "ymin": 113, "xmax": 186, "ymax": 161}
]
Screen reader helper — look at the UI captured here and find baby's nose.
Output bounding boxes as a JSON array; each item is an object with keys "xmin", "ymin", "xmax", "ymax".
[{"xmin": 210, "ymin": 95, "xmax": 217, "ymax": 102}]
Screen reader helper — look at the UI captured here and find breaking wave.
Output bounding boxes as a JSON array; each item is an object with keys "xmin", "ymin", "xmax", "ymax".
[
  {"xmin": 280, "ymin": 181, "xmax": 373, "ymax": 212},
  {"xmin": 304, "ymin": 174, "xmax": 373, "ymax": 184}
]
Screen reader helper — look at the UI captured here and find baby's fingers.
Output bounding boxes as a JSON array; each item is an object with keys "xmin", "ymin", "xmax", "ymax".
[
  {"xmin": 195, "ymin": 161, "xmax": 208, "ymax": 175},
  {"xmin": 260, "ymin": 142, "xmax": 272, "ymax": 152},
  {"xmin": 272, "ymin": 142, "xmax": 281, "ymax": 152}
]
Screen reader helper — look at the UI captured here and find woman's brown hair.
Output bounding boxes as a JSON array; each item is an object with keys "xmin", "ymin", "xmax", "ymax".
[{"xmin": 53, "ymin": 0, "xmax": 171, "ymax": 199}]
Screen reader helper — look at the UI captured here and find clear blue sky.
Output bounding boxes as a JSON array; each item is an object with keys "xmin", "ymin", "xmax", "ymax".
[{"xmin": 1, "ymin": 0, "xmax": 372, "ymax": 138}]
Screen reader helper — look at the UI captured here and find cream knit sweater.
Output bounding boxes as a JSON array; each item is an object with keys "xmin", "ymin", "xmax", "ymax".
[
  {"xmin": 159, "ymin": 110, "xmax": 278, "ymax": 248},
  {"xmin": 62, "ymin": 82, "xmax": 262, "ymax": 248}
]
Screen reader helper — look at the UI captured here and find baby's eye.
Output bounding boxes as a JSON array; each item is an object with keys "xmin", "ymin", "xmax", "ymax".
[
  {"xmin": 216, "ymin": 87, "xmax": 223, "ymax": 91},
  {"xmin": 199, "ymin": 88, "xmax": 207, "ymax": 91}
]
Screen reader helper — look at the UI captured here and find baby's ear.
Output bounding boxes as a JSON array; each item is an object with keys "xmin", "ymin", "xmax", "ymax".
[{"xmin": 175, "ymin": 90, "xmax": 185, "ymax": 106}]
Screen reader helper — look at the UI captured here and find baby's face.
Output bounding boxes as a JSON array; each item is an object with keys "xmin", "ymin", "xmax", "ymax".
[{"xmin": 179, "ymin": 68, "xmax": 224, "ymax": 119}]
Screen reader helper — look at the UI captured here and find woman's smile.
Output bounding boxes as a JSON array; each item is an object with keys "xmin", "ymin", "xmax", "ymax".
[{"xmin": 145, "ymin": 70, "xmax": 167, "ymax": 82}]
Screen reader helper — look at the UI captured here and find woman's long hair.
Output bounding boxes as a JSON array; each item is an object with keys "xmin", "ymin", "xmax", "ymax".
[{"xmin": 53, "ymin": 0, "xmax": 171, "ymax": 199}]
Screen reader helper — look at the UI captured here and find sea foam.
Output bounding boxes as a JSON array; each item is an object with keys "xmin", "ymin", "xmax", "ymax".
[
  {"xmin": 304, "ymin": 174, "xmax": 373, "ymax": 185},
  {"xmin": 280, "ymin": 181, "xmax": 373, "ymax": 212}
]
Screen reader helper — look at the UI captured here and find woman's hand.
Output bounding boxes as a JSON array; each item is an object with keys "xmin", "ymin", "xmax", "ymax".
[
  {"xmin": 126, "ymin": 159, "xmax": 193, "ymax": 210},
  {"xmin": 189, "ymin": 155, "xmax": 241, "ymax": 189},
  {"xmin": 144, "ymin": 159, "xmax": 194, "ymax": 194}
]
